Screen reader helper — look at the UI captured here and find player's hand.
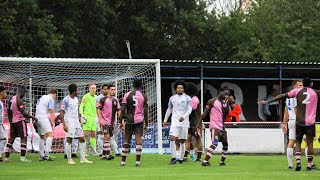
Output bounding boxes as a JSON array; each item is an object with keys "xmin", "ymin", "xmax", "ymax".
[
  {"xmin": 318, "ymin": 136, "xmax": 320, "ymax": 143},
  {"xmin": 99, "ymin": 120, "xmax": 104, "ymax": 128},
  {"xmin": 144, "ymin": 125, "xmax": 148, "ymax": 133},
  {"xmin": 179, "ymin": 117, "xmax": 184, "ymax": 122},
  {"xmin": 63, "ymin": 123, "xmax": 68, "ymax": 132},
  {"xmin": 162, "ymin": 121, "xmax": 167, "ymax": 128},
  {"xmin": 257, "ymin": 100, "xmax": 268, "ymax": 104},
  {"xmin": 282, "ymin": 124, "xmax": 287, "ymax": 134},
  {"xmin": 33, "ymin": 117, "xmax": 38, "ymax": 123}
]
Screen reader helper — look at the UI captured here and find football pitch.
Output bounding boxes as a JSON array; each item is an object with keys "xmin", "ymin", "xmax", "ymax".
[{"xmin": 1, "ymin": 154, "xmax": 320, "ymax": 180}]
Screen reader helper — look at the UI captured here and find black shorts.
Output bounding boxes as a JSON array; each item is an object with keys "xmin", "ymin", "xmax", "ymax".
[
  {"xmin": 188, "ymin": 127, "xmax": 201, "ymax": 137},
  {"xmin": 10, "ymin": 121, "xmax": 27, "ymax": 138},
  {"xmin": 102, "ymin": 125, "xmax": 114, "ymax": 137},
  {"xmin": 211, "ymin": 128, "xmax": 228, "ymax": 145},
  {"xmin": 125, "ymin": 122, "xmax": 143, "ymax": 136},
  {"xmin": 296, "ymin": 123, "xmax": 315, "ymax": 141}
]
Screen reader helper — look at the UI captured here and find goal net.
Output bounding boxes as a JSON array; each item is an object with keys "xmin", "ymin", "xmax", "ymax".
[{"xmin": 0, "ymin": 57, "xmax": 162, "ymax": 154}]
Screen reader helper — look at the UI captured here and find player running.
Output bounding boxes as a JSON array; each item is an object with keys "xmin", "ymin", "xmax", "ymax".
[
  {"xmin": 119, "ymin": 79, "xmax": 148, "ymax": 167},
  {"xmin": 61, "ymin": 84, "xmax": 93, "ymax": 164}
]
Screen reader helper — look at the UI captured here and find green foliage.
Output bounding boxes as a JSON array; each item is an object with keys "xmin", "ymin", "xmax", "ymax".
[{"xmin": 1, "ymin": 0, "xmax": 320, "ymax": 61}]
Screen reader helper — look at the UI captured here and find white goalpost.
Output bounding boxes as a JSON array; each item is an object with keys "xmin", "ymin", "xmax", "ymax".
[{"xmin": 0, "ymin": 57, "xmax": 162, "ymax": 154}]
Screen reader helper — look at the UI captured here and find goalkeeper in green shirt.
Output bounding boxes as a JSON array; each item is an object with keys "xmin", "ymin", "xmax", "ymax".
[{"xmin": 79, "ymin": 83, "xmax": 98, "ymax": 155}]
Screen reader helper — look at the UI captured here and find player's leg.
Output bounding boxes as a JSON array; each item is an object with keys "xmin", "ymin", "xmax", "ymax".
[
  {"xmin": 19, "ymin": 121, "xmax": 30, "ymax": 162},
  {"xmin": 66, "ymin": 137, "xmax": 75, "ymax": 164},
  {"xmin": 110, "ymin": 127, "xmax": 120, "ymax": 156},
  {"xmin": 5, "ymin": 122, "xmax": 18, "ymax": 161},
  {"xmin": 101, "ymin": 126, "xmax": 113, "ymax": 160},
  {"xmin": 287, "ymin": 120, "xmax": 295, "ymax": 169},
  {"xmin": 96, "ymin": 118, "xmax": 104, "ymax": 156},
  {"xmin": 305, "ymin": 125, "xmax": 316, "ymax": 171},
  {"xmin": 202, "ymin": 129, "xmax": 219, "ymax": 166},
  {"xmin": 178, "ymin": 127, "xmax": 188, "ymax": 164},
  {"xmin": 121, "ymin": 123, "xmax": 133, "ymax": 166},
  {"xmin": 77, "ymin": 127, "xmax": 93, "ymax": 164},
  {"xmin": 0, "ymin": 125, "xmax": 8, "ymax": 161},
  {"xmin": 88, "ymin": 117, "xmax": 97, "ymax": 155},
  {"xmin": 219, "ymin": 131, "xmax": 228, "ymax": 166},
  {"xmin": 39, "ymin": 135, "xmax": 46, "ymax": 160},
  {"xmin": 183, "ymin": 129, "xmax": 192, "ymax": 161},
  {"xmin": 134, "ymin": 123, "xmax": 143, "ymax": 166},
  {"xmin": 71, "ymin": 138, "xmax": 79, "ymax": 158},
  {"xmin": 294, "ymin": 124, "xmax": 304, "ymax": 171},
  {"xmin": 169, "ymin": 126, "xmax": 179, "ymax": 164},
  {"xmin": 195, "ymin": 128, "xmax": 203, "ymax": 161},
  {"xmin": 42, "ymin": 121, "xmax": 54, "ymax": 161}
]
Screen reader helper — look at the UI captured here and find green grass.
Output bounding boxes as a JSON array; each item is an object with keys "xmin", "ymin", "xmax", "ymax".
[{"xmin": 1, "ymin": 154, "xmax": 320, "ymax": 180}]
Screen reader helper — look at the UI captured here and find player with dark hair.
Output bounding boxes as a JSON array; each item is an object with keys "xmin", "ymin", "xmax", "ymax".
[
  {"xmin": 119, "ymin": 79, "xmax": 148, "ymax": 166},
  {"xmin": 5, "ymin": 87, "xmax": 38, "ymax": 162},
  {"xmin": 200, "ymin": 86, "xmax": 230, "ymax": 167},
  {"xmin": 259, "ymin": 77, "xmax": 319, "ymax": 171},
  {"xmin": 0, "ymin": 86, "xmax": 7, "ymax": 162},
  {"xmin": 163, "ymin": 80, "xmax": 192, "ymax": 165},
  {"xmin": 36, "ymin": 89, "xmax": 57, "ymax": 161},
  {"xmin": 97, "ymin": 84, "xmax": 120, "ymax": 160},
  {"xmin": 183, "ymin": 82, "xmax": 203, "ymax": 162},
  {"xmin": 61, "ymin": 84, "xmax": 93, "ymax": 164}
]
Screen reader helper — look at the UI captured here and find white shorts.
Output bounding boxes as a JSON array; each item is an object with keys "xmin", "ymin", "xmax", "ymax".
[
  {"xmin": 169, "ymin": 126, "xmax": 188, "ymax": 139},
  {"xmin": 66, "ymin": 122, "xmax": 84, "ymax": 138},
  {"xmin": 36, "ymin": 120, "xmax": 53, "ymax": 136},
  {"xmin": 0, "ymin": 124, "xmax": 7, "ymax": 139},
  {"xmin": 288, "ymin": 119, "xmax": 296, "ymax": 140}
]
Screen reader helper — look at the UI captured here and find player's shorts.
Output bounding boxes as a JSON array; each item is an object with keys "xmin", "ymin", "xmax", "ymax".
[
  {"xmin": 82, "ymin": 116, "xmax": 97, "ymax": 131},
  {"xmin": 125, "ymin": 122, "xmax": 143, "ymax": 137},
  {"xmin": 66, "ymin": 122, "xmax": 84, "ymax": 138},
  {"xmin": 169, "ymin": 126, "xmax": 188, "ymax": 140},
  {"xmin": 102, "ymin": 125, "xmax": 114, "ymax": 137},
  {"xmin": 96, "ymin": 117, "xmax": 101, "ymax": 132},
  {"xmin": 188, "ymin": 127, "xmax": 202, "ymax": 138},
  {"xmin": 211, "ymin": 128, "xmax": 228, "ymax": 145},
  {"xmin": 10, "ymin": 120, "xmax": 27, "ymax": 138},
  {"xmin": 288, "ymin": 119, "xmax": 296, "ymax": 140},
  {"xmin": 296, "ymin": 123, "xmax": 315, "ymax": 141},
  {"xmin": 36, "ymin": 119, "xmax": 53, "ymax": 135},
  {"xmin": 0, "ymin": 124, "xmax": 7, "ymax": 139}
]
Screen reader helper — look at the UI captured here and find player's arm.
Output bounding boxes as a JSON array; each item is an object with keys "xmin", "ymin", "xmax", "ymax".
[
  {"xmin": 96, "ymin": 97, "xmax": 105, "ymax": 127},
  {"xmin": 282, "ymin": 106, "xmax": 289, "ymax": 133},
  {"xmin": 180, "ymin": 97, "xmax": 192, "ymax": 122},
  {"xmin": 79, "ymin": 95, "xmax": 86, "ymax": 116},
  {"xmin": 199, "ymin": 99, "xmax": 214, "ymax": 121},
  {"xmin": 60, "ymin": 99, "xmax": 68, "ymax": 132},
  {"xmin": 7, "ymin": 97, "xmax": 13, "ymax": 123},
  {"xmin": 17, "ymin": 97, "xmax": 37, "ymax": 121},
  {"xmin": 48, "ymin": 98, "xmax": 55, "ymax": 127},
  {"xmin": 258, "ymin": 94, "xmax": 286, "ymax": 105},
  {"xmin": 163, "ymin": 97, "xmax": 173, "ymax": 127}
]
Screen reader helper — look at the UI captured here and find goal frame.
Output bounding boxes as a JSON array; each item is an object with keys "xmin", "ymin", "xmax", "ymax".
[{"xmin": 0, "ymin": 57, "xmax": 163, "ymax": 154}]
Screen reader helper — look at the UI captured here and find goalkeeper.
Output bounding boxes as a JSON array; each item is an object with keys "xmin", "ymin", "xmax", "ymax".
[{"xmin": 79, "ymin": 83, "xmax": 98, "ymax": 155}]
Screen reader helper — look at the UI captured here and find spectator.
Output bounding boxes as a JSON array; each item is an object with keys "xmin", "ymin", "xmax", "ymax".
[
  {"xmin": 264, "ymin": 89, "xmax": 280, "ymax": 121},
  {"xmin": 225, "ymin": 95, "xmax": 242, "ymax": 122}
]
